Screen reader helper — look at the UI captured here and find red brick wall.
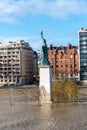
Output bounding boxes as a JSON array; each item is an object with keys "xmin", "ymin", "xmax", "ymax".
[{"xmin": 48, "ymin": 45, "xmax": 79, "ymax": 75}]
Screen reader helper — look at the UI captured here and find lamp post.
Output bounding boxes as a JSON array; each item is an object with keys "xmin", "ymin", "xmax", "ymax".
[
  {"xmin": 9, "ymin": 57, "xmax": 15, "ymax": 106},
  {"xmin": 27, "ymin": 85, "xmax": 30, "ymax": 103},
  {"xmin": 10, "ymin": 86, "xmax": 14, "ymax": 105}
]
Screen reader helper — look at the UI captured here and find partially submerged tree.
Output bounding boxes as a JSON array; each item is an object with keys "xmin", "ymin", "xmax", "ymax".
[
  {"xmin": 52, "ymin": 79, "xmax": 78, "ymax": 103},
  {"xmin": 52, "ymin": 81, "xmax": 67, "ymax": 103}
]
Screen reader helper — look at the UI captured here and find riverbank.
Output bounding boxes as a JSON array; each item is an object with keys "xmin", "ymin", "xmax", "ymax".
[{"xmin": 0, "ymin": 87, "xmax": 87, "ymax": 104}]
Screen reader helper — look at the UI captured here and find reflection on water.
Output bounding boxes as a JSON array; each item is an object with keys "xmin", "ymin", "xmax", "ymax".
[
  {"xmin": 0, "ymin": 103, "xmax": 87, "ymax": 130},
  {"xmin": 0, "ymin": 87, "xmax": 87, "ymax": 130}
]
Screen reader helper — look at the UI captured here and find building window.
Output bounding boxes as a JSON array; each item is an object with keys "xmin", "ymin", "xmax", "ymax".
[
  {"xmin": 66, "ymin": 64, "xmax": 68, "ymax": 68},
  {"xmin": 51, "ymin": 52, "xmax": 53, "ymax": 55},
  {"xmin": 71, "ymin": 74, "xmax": 73, "ymax": 77},
  {"xmin": 66, "ymin": 69, "xmax": 68, "ymax": 73},
  {"xmin": 16, "ymin": 51, "xmax": 19, "ymax": 54},
  {"xmin": 70, "ymin": 65, "xmax": 72, "ymax": 68},
  {"xmin": 51, "ymin": 65, "xmax": 53, "ymax": 68},
  {"xmin": 56, "ymin": 65, "xmax": 58, "ymax": 68}
]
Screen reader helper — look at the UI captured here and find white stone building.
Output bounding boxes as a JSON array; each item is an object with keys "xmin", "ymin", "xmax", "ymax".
[{"xmin": 0, "ymin": 40, "xmax": 34, "ymax": 86}]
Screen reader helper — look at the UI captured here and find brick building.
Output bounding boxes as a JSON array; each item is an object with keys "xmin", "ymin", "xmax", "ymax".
[{"xmin": 48, "ymin": 44, "xmax": 80, "ymax": 81}]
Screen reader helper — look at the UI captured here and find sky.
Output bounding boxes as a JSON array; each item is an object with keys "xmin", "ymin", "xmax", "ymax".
[{"xmin": 0, "ymin": 0, "xmax": 87, "ymax": 50}]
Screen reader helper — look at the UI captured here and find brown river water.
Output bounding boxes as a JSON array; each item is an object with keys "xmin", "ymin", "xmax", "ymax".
[
  {"xmin": 0, "ymin": 103, "xmax": 87, "ymax": 130},
  {"xmin": 0, "ymin": 88, "xmax": 87, "ymax": 130}
]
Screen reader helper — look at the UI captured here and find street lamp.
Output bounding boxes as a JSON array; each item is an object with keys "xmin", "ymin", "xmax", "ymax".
[
  {"xmin": 10, "ymin": 86, "xmax": 14, "ymax": 105},
  {"xmin": 27, "ymin": 85, "xmax": 30, "ymax": 103},
  {"xmin": 9, "ymin": 57, "xmax": 15, "ymax": 106}
]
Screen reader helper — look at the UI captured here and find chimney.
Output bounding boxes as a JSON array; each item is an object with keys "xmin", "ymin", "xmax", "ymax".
[
  {"xmin": 68, "ymin": 44, "xmax": 71, "ymax": 49},
  {"xmin": 50, "ymin": 44, "xmax": 53, "ymax": 50}
]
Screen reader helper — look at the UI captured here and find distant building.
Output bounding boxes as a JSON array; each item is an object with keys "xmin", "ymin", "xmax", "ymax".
[
  {"xmin": 79, "ymin": 28, "xmax": 87, "ymax": 84},
  {"xmin": 0, "ymin": 40, "xmax": 34, "ymax": 85},
  {"xmin": 36, "ymin": 50, "xmax": 41, "ymax": 66},
  {"xmin": 48, "ymin": 44, "xmax": 80, "ymax": 81},
  {"xmin": 33, "ymin": 51, "xmax": 38, "ymax": 81}
]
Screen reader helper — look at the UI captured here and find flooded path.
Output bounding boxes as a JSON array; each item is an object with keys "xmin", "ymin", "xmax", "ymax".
[
  {"xmin": 0, "ymin": 88, "xmax": 87, "ymax": 130},
  {"xmin": 0, "ymin": 103, "xmax": 87, "ymax": 130}
]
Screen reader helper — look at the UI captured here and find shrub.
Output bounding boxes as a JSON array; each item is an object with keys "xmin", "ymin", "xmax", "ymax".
[{"xmin": 52, "ymin": 79, "xmax": 78, "ymax": 103}]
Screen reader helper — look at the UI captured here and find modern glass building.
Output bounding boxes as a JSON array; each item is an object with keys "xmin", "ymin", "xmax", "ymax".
[{"xmin": 79, "ymin": 28, "xmax": 87, "ymax": 83}]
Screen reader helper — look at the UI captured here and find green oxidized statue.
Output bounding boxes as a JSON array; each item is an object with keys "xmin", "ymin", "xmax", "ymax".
[{"xmin": 41, "ymin": 31, "xmax": 50, "ymax": 66}]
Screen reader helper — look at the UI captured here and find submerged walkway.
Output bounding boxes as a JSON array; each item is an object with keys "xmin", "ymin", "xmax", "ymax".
[{"xmin": 0, "ymin": 87, "xmax": 86, "ymax": 130}]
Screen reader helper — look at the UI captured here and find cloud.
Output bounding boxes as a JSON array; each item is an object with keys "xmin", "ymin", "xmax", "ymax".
[{"xmin": 0, "ymin": 0, "xmax": 87, "ymax": 23}]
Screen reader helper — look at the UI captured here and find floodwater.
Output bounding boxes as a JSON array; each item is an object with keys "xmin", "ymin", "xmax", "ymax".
[
  {"xmin": 0, "ymin": 102, "xmax": 87, "ymax": 130},
  {"xmin": 0, "ymin": 88, "xmax": 87, "ymax": 130}
]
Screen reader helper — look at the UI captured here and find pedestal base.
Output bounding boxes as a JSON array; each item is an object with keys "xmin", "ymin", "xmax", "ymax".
[{"xmin": 39, "ymin": 66, "xmax": 52, "ymax": 104}]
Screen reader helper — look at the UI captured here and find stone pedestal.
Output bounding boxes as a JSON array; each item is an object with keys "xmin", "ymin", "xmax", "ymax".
[{"xmin": 39, "ymin": 66, "xmax": 52, "ymax": 103}]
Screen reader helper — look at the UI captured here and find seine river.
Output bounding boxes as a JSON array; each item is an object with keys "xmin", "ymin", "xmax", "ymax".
[{"xmin": 0, "ymin": 102, "xmax": 87, "ymax": 130}]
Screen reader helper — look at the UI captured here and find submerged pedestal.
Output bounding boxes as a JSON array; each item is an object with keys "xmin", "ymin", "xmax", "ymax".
[{"xmin": 39, "ymin": 66, "xmax": 52, "ymax": 103}]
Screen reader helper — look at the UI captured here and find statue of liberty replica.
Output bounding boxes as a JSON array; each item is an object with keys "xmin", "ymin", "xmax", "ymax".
[
  {"xmin": 39, "ymin": 31, "xmax": 52, "ymax": 104},
  {"xmin": 41, "ymin": 31, "xmax": 50, "ymax": 66}
]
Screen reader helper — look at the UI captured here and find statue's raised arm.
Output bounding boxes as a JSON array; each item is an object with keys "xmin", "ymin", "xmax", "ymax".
[
  {"xmin": 41, "ymin": 31, "xmax": 44, "ymax": 40},
  {"xmin": 41, "ymin": 31, "xmax": 46, "ymax": 45},
  {"xmin": 40, "ymin": 31, "xmax": 50, "ymax": 66}
]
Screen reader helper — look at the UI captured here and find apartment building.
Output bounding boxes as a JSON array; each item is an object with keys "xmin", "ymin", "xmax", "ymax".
[
  {"xmin": 48, "ymin": 44, "xmax": 80, "ymax": 81},
  {"xmin": 79, "ymin": 28, "xmax": 87, "ymax": 84},
  {"xmin": 36, "ymin": 50, "xmax": 41, "ymax": 66},
  {"xmin": 33, "ymin": 51, "xmax": 38, "ymax": 80},
  {"xmin": 0, "ymin": 40, "xmax": 34, "ymax": 86}
]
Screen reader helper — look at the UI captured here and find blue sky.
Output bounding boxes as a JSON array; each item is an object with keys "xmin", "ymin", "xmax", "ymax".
[{"xmin": 0, "ymin": 0, "xmax": 87, "ymax": 50}]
